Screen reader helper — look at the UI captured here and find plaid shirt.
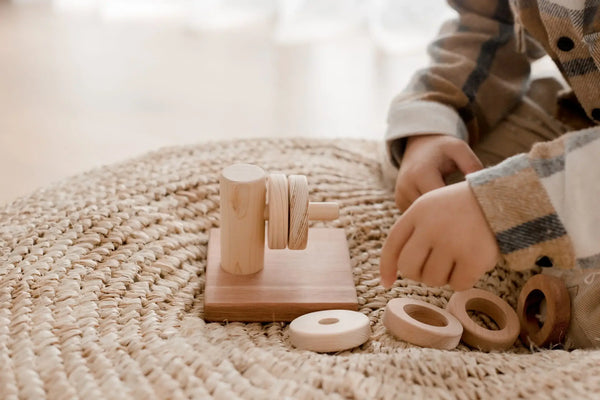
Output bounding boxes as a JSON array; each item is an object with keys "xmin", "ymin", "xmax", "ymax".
[{"xmin": 386, "ymin": 0, "xmax": 600, "ymax": 271}]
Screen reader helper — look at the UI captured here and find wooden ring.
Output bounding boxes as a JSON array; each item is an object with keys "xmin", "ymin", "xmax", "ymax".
[
  {"xmin": 517, "ymin": 274, "xmax": 570, "ymax": 347},
  {"xmin": 289, "ymin": 310, "xmax": 370, "ymax": 352},
  {"xmin": 383, "ymin": 298, "xmax": 463, "ymax": 350},
  {"xmin": 267, "ymin": 173, "xmax": 288, "ymax": 249},
  {"xmin": 288, "ymin": 175, "xmax": 309, "ymax": 250},
  {"xmin": 447, "ymin": 288, "xmax": 520, "ymax": 351}
]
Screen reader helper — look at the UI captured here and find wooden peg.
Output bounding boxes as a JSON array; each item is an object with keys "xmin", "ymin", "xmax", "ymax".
[
  {"xmin": 447, "ymin": 288, "xmax": 520, "ymax": 351},
  {"xmin": 288, "ymin": 175, "xmax": 309, "ymax": 250},
  {"xmin": 517, "ymin": 274, "xmax": 570, "ymax": 348},
  {"xmin": 219, "ymin": 164, "xmax": 266, "ymax": 275},
  {"xmin": 383, "ymin": 298, "xmax": 463, "ymax": 350},
  {"xmin": 267, "ymin": 173, "xmax": 288, "ymax": 249},
  {"xmin": 308, "ymin": 202, "xmax": 339, "ymax": 221}
]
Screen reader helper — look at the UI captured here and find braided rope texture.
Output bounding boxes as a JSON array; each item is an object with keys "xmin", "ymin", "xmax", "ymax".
[{"xmin": 0, "ymin": 138, "xmax": 598, "ymax": 399}]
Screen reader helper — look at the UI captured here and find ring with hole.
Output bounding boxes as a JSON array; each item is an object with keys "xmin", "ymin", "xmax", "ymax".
[
  {"xmin": 266, "ymin": 173, "xmax": 288, "ymax": 249},
  {"xmin": 517, "ymin": 274, "xmax": 570, "ymax": 347},
  {"xmin": 288, "ymin": 175, "xmax": 309, "ymax": 250},
  {"xmin": 447, "ymin": 288, "xmax": 520, "ymax": 351},
  {"xmin": 289, "ymin": 310, "xmax": 370, "ymax": 352},
  {"xmin": 383, "ymin": 298, "xmax": 463, "ymax": 350}
]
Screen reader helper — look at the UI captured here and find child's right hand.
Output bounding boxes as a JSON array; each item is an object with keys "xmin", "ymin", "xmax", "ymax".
[{"xmin": 394, "ymin": 134, "xmax": 483, "ymax": 212}]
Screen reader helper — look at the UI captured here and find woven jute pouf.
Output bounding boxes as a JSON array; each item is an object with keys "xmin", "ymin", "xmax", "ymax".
[{"xmin": 0, "ymin": 138, "xmax": 599, "ymax": 400}]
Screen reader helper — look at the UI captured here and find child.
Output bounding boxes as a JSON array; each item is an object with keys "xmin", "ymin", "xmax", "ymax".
[{"xmin": 379, "ymin": 0, "xmax": 600, "ymax": 349}]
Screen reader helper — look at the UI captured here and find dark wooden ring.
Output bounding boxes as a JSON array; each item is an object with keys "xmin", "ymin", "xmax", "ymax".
[{"xmin": 517, "ymin": 274, "xmax": 571, "ymax": 347}]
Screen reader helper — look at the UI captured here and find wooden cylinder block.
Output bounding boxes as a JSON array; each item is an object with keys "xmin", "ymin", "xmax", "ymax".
[
  {"xmin": 267, "ymin": 173, "xmax": 288, "ymax": 250},
  {"xmin": 383, "ymin": 298, "xmax": 463, "ymax": 350},
  {"xmin": 447, "ymin": 289, "xmax": 520, "ymax": 351},
  {"xmin": 288, "ymin": 175, "xmax": 309, "ymax": 250},
  {"xmin": 220, "ymin": 164, "xmax": 267, "ymax": 275},
  {"xmin": 517, "ymin": 274, "xmax": 571, "ymax": 348}
]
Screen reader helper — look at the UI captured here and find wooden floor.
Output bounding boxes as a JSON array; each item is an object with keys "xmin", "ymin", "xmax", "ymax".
[{"xmin": 0, "ymin": 3, "xmax": 559, "ymax": 205}]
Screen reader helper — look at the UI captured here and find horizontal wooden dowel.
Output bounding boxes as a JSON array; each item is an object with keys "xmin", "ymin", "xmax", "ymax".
[{"xmin": 308, "ymin": 202, "xmax": 339, "ymax": 221}]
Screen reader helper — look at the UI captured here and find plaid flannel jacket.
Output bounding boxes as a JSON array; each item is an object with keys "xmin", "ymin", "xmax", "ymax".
[{"xmin": 386, "ymin": 0, "xmax": 600, "ymax": 271}]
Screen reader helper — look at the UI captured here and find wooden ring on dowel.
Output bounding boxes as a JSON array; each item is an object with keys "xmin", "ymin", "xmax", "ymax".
[
  {"xmin": 288, "ymin": 175, "xmax": 309, "ymax": 250},
  {"xmin": 383, "ymin": 298, "xmax": 463, "ymax": 350},
  {"xmin": 289, "ymin": 310, "xmax": 370, "ymax": 352},
  {"xmin": 267, "ymin": 173, "xmax": 288, "ymax": 249},
  {"xmin": 517, "ymin": 274, "xmax": 571, "ymax": 347},
  {"xmin": 447, "ymin": 288, "xmax": 520, "ymax": 351}
]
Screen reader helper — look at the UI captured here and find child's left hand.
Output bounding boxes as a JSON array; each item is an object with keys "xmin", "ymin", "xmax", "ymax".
[{"xmin": 380, "ymin": 181, "xmax": 500, "ymax": 291}]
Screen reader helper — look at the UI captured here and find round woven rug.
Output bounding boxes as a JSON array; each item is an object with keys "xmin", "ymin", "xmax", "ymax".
[{"xmin": 0, "ymin": 138, "xmax": 598, "ymax": 399}]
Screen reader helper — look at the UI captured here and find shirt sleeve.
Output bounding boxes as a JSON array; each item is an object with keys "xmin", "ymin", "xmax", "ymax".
[
  {"xmin": 386, "ymin": 0, "xmax": 545, "ymax": 167},
  {"xmin": 466, "ymin": 128, "xmax": 600, "ymax": 271}
]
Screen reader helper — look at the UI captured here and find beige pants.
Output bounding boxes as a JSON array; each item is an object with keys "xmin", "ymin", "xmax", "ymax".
[
  {"xmin": 447, "ymin": 77, "xmax": 570, "ymax": 182},
  {"xmin": 475, "ymin": 78, "xmax": 570, "ymax": 165},
  {"xmin": 457, "ymin": 77, "xmax": 599, "ymax": 349}
]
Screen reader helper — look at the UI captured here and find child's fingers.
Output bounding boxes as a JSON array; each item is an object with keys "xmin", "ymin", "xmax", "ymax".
[
  {"xmin": 451, "ymin": 145, "xmax": 483, "ymax": 175},
  {"xmin": 380, "ymin": 217, "xmax": 414, "ymax": 288},
  {"xmin": 394, "ymin": 182, "xmax": 420, "ymax": 212},
  {"xmin": 416, "ymin": 171, "xmax": 445, "ymax": 195},
  {"xmin": 396, "ymin": 231, "xmax": 431, "ymax": 283},
  {"xmin": 420, "ymin": 248, "xmax": 454, "ymax": 288},
  {"xmin": 447, "ymin": 261, "xmax": 479, "ymax": 292}
]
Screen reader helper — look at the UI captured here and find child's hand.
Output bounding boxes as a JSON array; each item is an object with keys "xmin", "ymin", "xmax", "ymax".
[
  {"xmin": 395, "ymin": 134, "xmax": 483, "ymax": 212},
  {"xmin": 380, "ymin": 181, "xmax": 500, "ymax": 291}
]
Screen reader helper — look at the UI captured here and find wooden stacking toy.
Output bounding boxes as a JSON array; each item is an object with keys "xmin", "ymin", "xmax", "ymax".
[
  {"xmin": 517, "ymin": 274, "xmax": 571, "ymax": 348},
  {"xmin": 204, "ymin": 164, "xmax": 358, "ymax": 322},
  {"xmin": 289, "ymin": 310, "xmax": 370, "ymax": 353},
  {"xmin": 447, "ymin": 288, "xmax": 520, "ymax": 351},
  {"xmin": 383, "ymin": 298, "xmax": 463, "ymax": 350},
  {"xmin": 384, "ymin": 289, "xmax": 520, "ymax": 351}
]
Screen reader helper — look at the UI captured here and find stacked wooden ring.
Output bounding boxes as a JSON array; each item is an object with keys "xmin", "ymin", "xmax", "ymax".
[{"xmin": 267, "ymin": 173, "xmax": 339, "ymax": 250}]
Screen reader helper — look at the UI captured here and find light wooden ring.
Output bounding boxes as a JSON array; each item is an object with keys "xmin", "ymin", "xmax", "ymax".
[
  {"xmin": 517, "ymin": 274, "xmax": 571, "ymax": 347},
  {"xmin": 289, "ymin": 310, "xmax": 370, "ymax": 352},
  {"xmin": 383, "ymin": 298, "xmax": 463, "ymax": 350},
  {"xmin": 267, "ymin": 173, "xmax": 288, "ymax": 249},
  {"xmin": 447, "ymin": 288, "xmax": 520, "ymax": 351},
  {"xmin": 288, "ymin": 175, "xmax": 309, "ymax": 250}
]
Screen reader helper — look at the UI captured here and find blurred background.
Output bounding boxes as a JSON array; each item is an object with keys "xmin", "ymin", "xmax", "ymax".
[{"xmin": 0, "ymin": 0, "xmax": 556, "ymax": 205}]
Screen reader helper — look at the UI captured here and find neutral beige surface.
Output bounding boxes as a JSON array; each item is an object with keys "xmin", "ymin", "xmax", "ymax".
[
  {"xmin": 6, "ymin": 137, "xmax": 595, "ymax": 399},
  {"xmin": 0, "ymin": 2, "xmax": 428, "ymax": 205}
]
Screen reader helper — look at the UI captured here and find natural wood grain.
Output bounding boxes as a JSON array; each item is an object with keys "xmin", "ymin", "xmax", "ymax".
[
  {"xmin": 205, "ymin": 228, "xmax": 358, "ymax": 322},
  {"xmin": 447, "ymin": 288, "xmax": 520, "ymax": 352},
  {"xmin": 219, "ymin": 164, "xmax": 267, "ymax": 275},
  {"xmin": 289, "ymin": 310, "xmax": 370, "ymax": 352},
  {"xmin": 288, "ymin": 175, "xmax": 309, "ymax": 250},
  {"xmin": 267, "ymin": 173, "xmax": 288, "ymax": 250},
  {"xmin": 383, "ymin": 298, "xmax": 462, "ymax": 350},
  {"xmin": 517, "ymin": 274, "xmax": 571, "ymax": 347},
  {"xmin": 307, "ymin": 202, "xmax": 339, "ymax": 221}
]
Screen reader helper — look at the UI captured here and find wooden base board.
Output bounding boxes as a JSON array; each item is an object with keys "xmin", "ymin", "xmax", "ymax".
[{"xmin": 204, "ymin": 228, "xmax": 358, "ymax": 322}]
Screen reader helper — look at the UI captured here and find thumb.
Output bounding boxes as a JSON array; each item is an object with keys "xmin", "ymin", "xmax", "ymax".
[{"xmin": 452, "ymin": 146, "xmax": 483, "ymax": 175}]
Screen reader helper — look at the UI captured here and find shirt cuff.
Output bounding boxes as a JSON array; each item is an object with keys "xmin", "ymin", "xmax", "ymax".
[
  {"xmin": 385, "ymin": 100, "xmax": 469, "ymax": 168},
  {"xmin": 466, "ymin": 154, "xmax": 575, "ymax": 271}
]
